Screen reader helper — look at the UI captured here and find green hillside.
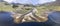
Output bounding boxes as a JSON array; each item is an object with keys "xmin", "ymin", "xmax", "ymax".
[
  {"xmin": 0, "ymin": 2, "xmax": 14, "ymax": 11},
  {"xmin": 0, "ymin": 2, "xmax": 60, "ymax": 16}
]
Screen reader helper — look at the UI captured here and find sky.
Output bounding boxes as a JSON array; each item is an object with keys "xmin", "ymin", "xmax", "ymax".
[{"xmin": 4, "ymin": 0, "xmax": 56, "ymax": 5}]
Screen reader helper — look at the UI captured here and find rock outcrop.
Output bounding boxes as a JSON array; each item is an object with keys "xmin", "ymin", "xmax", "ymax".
[{"xmin": 11, "ymin": 8, "xmax": 48, "ymax": 24}]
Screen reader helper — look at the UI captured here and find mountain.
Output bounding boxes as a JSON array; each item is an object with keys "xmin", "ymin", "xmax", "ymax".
[
  {"xmin": 41, "ymin": 0, "xmax": 60, "ymax": 6},
  {"xmin": 0, "ymin": 0, "xmax": 4, "ymax": 2}
]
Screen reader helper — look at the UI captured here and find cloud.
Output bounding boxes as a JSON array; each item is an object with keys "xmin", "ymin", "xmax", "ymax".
[
  {"xmin": 4, "ymin": 0, "xmax": 13, "ymax": 3},
  {"xmin": 4, "ymin": 0, "xmax": 56, "ymax": 5},
  {"xmin": 38, "ymin": 0, "xmax": 56, "ymax": 4}
]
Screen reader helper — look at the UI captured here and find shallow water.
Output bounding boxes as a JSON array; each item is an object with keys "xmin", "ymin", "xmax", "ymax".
[
  {"xmin": 0, "ymin": 11, "xmax": 14, "ymax": 26},
  {"xmin": 0, "ymin": 11, "xmax": 60, "ymax": 26},
  {"xmin": 0, "ymin": 11, "xmax": 49, "ymax": 26}
]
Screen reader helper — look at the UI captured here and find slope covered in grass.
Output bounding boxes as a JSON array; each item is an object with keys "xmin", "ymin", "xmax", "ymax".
[
  {"xmin": 0, "ymin": 2, "xmax": 15, "ymax": 11},
  {"xmin": 0, "ymin": 2, "xmax": 60, "ymax": 16}
]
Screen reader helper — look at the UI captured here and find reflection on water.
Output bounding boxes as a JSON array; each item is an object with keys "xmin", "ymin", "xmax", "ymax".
[
  {"xmin": 0, "ymin": 11, "xmax": 49, "ymax": 26},
  {"xmin": 14, "ymin": 22, "xmax": 49, "ymax": 26},
  {"xmin": 0, "ymin": 11, "xmax": 60, "ymax": 26}
]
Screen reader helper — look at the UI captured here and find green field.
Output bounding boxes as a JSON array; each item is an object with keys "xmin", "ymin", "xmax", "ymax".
[{"xmin": 0, "ymin": 2, "xmax": 60, "ymax": 16}]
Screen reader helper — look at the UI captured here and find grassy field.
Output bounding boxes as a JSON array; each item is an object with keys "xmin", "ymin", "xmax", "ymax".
[
  {"xmin": 36, "ymin": 6, "xmax": 60, "ymax": 16},
  {"xmin": 0, "ymin": 2, "xmax": 60, "ymax": 16},
  {"xmin": 0, "ymin": 2, "xmax": 15, "ymax": 11}
]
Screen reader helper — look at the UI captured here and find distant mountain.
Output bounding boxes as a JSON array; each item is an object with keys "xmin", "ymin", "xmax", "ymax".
[
  {"xmin": 46, "ymin": 0, "xmax": 60, "ymax": 6},
  {"xmin": 40, "ymin": 0, "xmax": 60, "ymax": 6},
  {"xmin": 0, "ymin": 0, "xmax": 4, "ymax": 2}
]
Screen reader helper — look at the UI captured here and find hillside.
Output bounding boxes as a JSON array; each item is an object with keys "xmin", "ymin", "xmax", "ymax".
[
  {"xmin": 0, "ymin": 0, "xmax": 60, "ymax": 16},
  {"xmin": 41, "ymin": 0, "xmax": 60, "ymax": 6},
  {"xmin": 0, "ymin": 2, "xmax": 14, "ymax": 11}
]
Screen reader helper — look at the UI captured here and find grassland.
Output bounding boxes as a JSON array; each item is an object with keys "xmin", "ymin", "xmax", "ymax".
[
  {"xmin": 0, "ymin": 2, "xmax": 60, "ymax": 16},
  {"xmin": 0, "ymin": 2, "xmax": 14, "ymax": 11}
]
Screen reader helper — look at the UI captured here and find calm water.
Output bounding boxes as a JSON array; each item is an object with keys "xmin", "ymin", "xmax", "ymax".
[
  {"xmin": 0, "ymin": 11, "xmax": 49, "ymax": 26},
  {"xmin": 0, "ymin": 11, "xmax": 60, "ymax": 26}
]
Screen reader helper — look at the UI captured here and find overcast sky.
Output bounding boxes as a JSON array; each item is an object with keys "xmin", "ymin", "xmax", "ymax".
[{"xmin": 4, "ymin": 0, "xmax": 56, "ymax": 5}]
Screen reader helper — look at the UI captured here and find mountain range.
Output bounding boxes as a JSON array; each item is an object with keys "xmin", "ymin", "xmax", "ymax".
[
  {"xmin": 41, "ymin": 0, "xmax": 60, "ymax": 6},
  {"xmin": 0, "ymin": 0, "xmax": 60, "ymax": 6}
]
